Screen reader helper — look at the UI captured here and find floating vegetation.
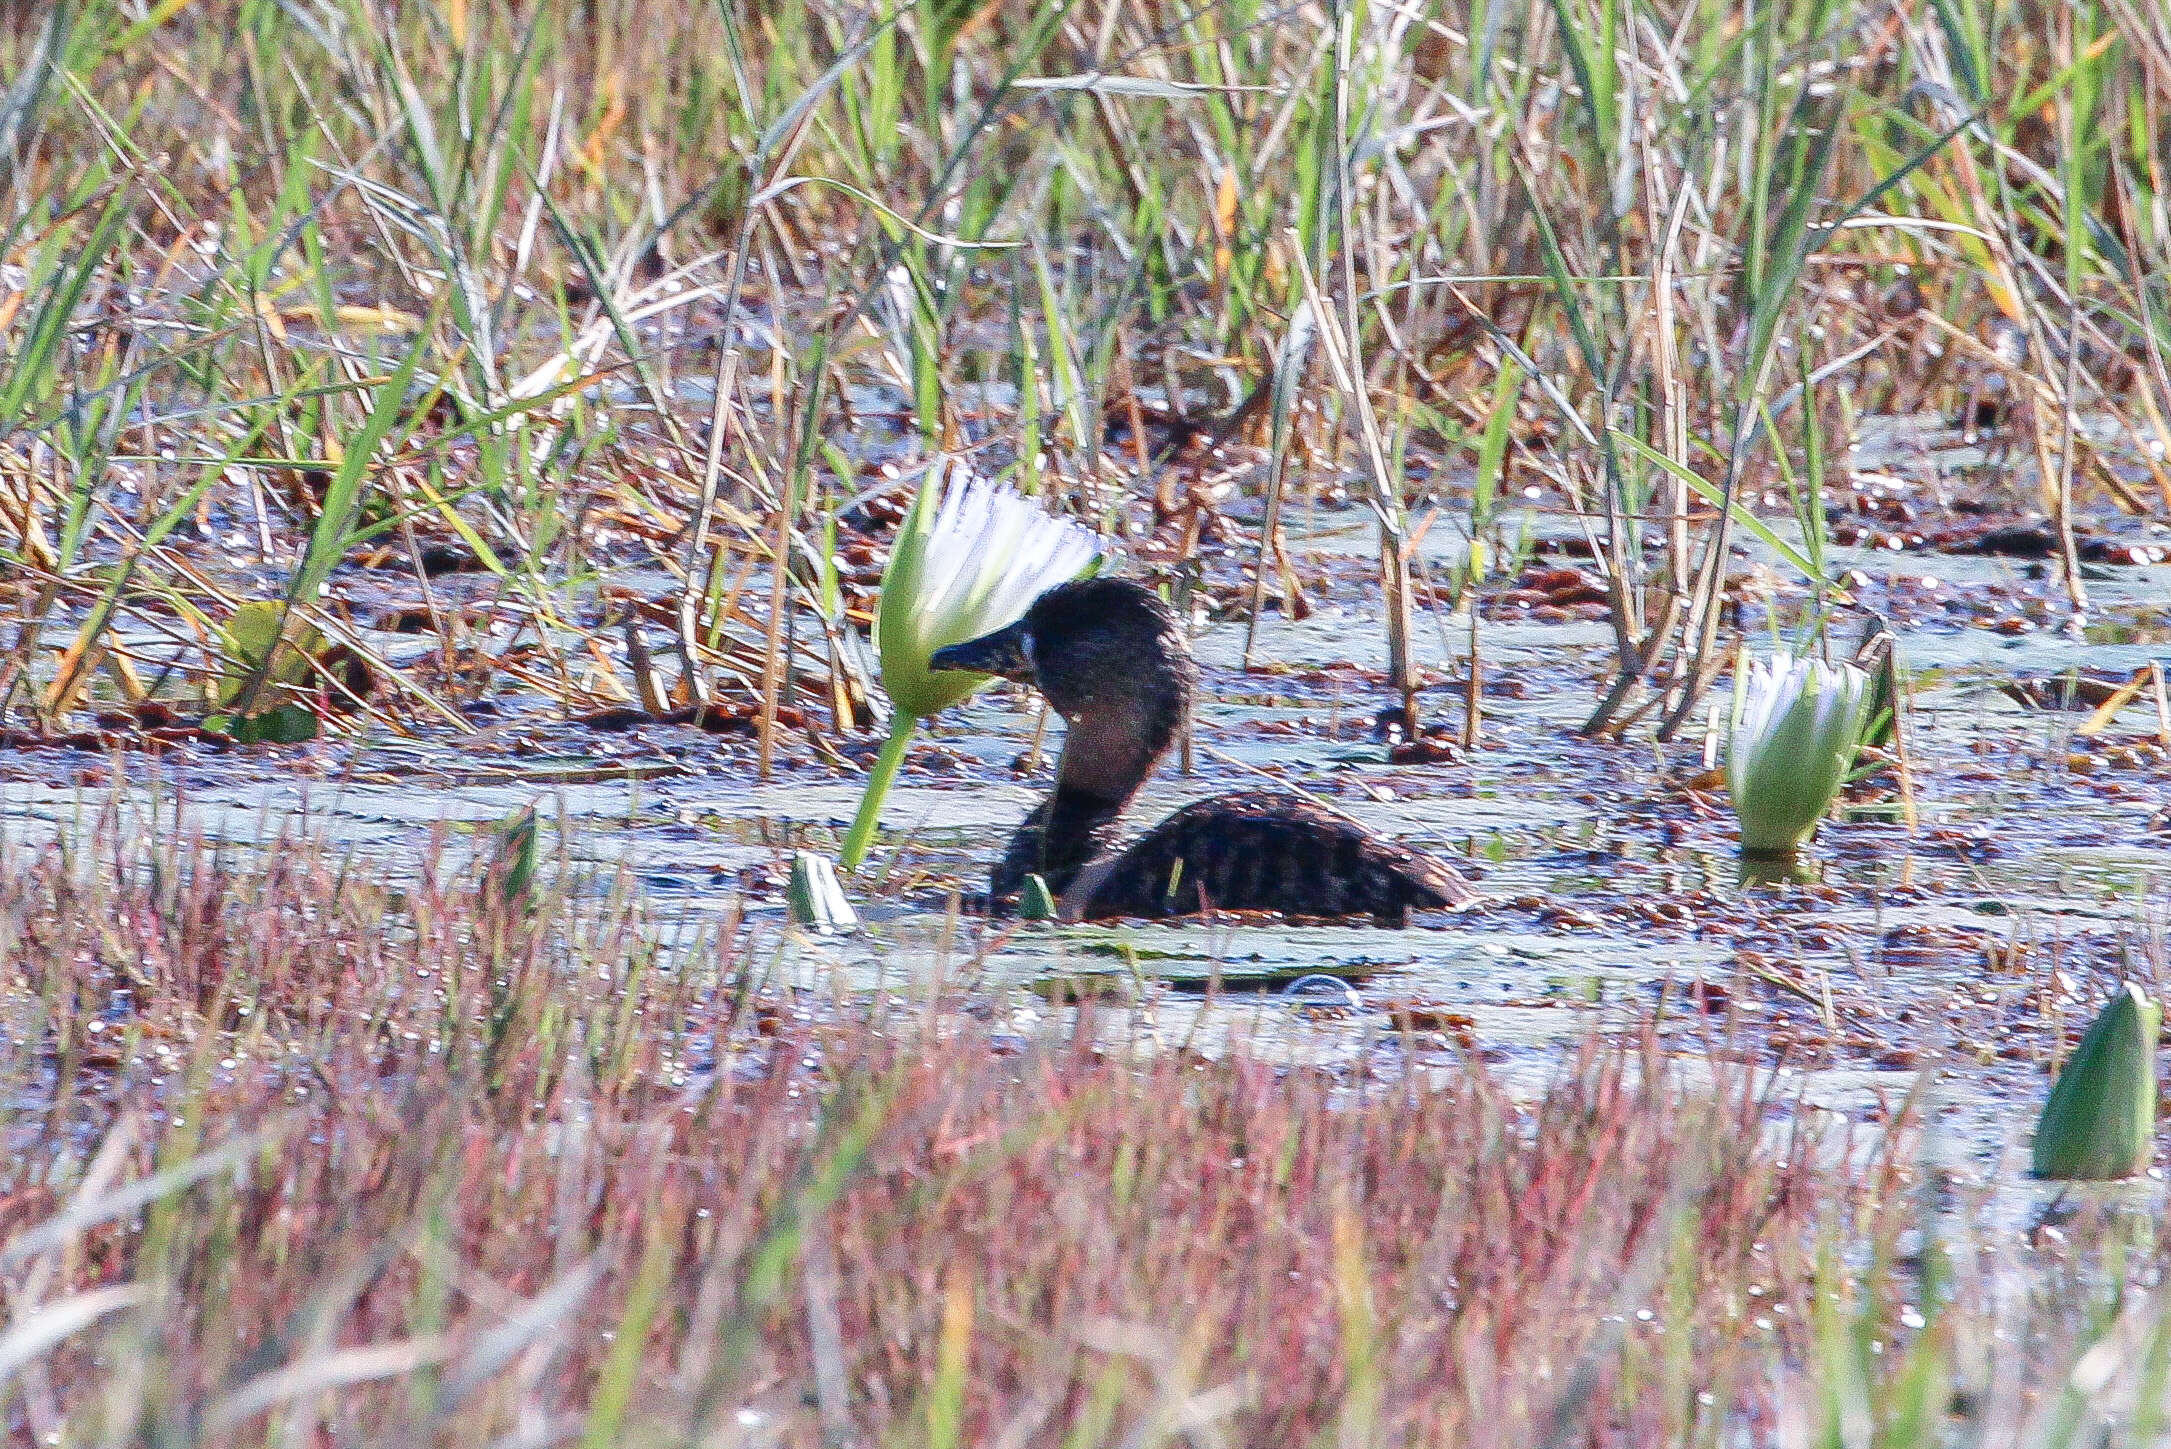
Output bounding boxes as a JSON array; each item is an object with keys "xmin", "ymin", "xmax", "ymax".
[{"xmin": 1016, "ymin": 872, "xmax": 1059, "ymax": 921}]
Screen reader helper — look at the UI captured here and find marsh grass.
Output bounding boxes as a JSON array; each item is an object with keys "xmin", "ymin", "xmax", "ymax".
[
  {"xmin": 0, "ymin": 817, "xmax": 2165, "ymax": 1442},
  {"xmin": 0, "ymin": 817, "xmax": 2069, "ymax": 1440},
  {"xmin": 0, "ymin": 0, "xmax": 2164, "ymax": 766}
]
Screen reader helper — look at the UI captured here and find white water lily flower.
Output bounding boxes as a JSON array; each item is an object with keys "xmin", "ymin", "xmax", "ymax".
[
  {"xmin": 1726, "ymin": 653, "xmax": 1872, "ymax": 856},
  {"xmin": 874, "ymin": 462, "xmax": 1105, "ymax": 720},
  {"xmin": 840, "ymin": 461, "xmax": 1104, "ymax": 868}
]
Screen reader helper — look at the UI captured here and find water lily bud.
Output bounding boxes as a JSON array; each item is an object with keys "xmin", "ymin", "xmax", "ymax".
[
  {"xmin": 1727, "ymin": 654, "xmax": 1872, "ymax": 856},
  {"xmin": 2032, "ymin": 983, "xmax": 2160, "ymax": 1181}
]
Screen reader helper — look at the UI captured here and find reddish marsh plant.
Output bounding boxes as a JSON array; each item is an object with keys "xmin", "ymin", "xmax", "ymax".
[{"xmin": 0, "ymin": 823, "xmax": 1886, "ymax": 1445}]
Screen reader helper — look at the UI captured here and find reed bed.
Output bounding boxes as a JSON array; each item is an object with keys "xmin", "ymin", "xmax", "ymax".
[{"xmin": 0, "ymin": 0, "xmax": 2166, "ymax": 749}]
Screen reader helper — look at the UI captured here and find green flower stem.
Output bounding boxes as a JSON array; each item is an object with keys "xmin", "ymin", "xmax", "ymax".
[{"xmin": 840, "ymin": 715, "xmax": 918, "ymax": 870}]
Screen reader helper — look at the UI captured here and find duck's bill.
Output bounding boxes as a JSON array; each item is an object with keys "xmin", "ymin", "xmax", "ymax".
[{"xmin": 929, "ymin": 619, "xmax": 1034, "ymax": 683}]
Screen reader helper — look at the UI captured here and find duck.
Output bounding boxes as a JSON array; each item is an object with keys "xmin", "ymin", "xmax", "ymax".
[{"xmin": 928, "ymin": 577, "xmax": 1477, "ymax": 925}]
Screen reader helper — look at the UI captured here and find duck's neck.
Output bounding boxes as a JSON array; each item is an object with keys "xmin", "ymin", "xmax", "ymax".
[
  {"xmin": 1052, "ymin": 702, "xmax": 1170, "ymax": 806},
  {"xmin": 992, "ymin": 785, "xmax": 1128, "ymax": 902},
  {"xmin": 994, "ymin": 693, "xmax": 1182, "ymax": 902}
]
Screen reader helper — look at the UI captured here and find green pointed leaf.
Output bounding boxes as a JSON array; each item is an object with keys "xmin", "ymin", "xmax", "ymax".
[
  {"xmin": 1018, "ymin": 873, "xmax": 1058, "ymax": 921},
  {"xmin": 2033, "ymin": 984, "xmax": 2160, "ymax": 1181},
  {"xmin": 490, "ymin": 806, "xmax": 540, "ymax": 911}
]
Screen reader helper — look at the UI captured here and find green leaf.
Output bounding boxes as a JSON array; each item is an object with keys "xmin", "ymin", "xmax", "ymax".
[
  {"xmin": 229, "ymin": 705, "xmax": 320, "ymax": 745},
  {"xmin": 1473, "ymin": 356, "xmax": 1522, "ymax": 539},
  {"xmin": 490, "ymin": 806, "xmax": 541, "ymax": 912},
  {"xmin": 927, "ymin": 0, "xmax": 982, "ymax": 87},
  {"xmin": 2033, "ymin": 984, "xmax": 2160, "ymax": 1181},
  {"xmin": 581, "ymin": 1216, "xmax": 674, "ymax": 1448},
  {"xmin": 1610, "ymin": 431, "xmax": 1827, "ymax": 585},
  {"xmin": 218, "ymin": 599, "xmax": 329, "ymax": 719},
  {"xmin": 1018, "ymin": 874, "xmax": 1059, "ymax": 921}
]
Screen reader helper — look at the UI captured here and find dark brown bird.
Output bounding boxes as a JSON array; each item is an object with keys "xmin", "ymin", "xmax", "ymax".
[{"xmin": 929, "ymin": 578, "xmax": 1477, "ymax": 925}]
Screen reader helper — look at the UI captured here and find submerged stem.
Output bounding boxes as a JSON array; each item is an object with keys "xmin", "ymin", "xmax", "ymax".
[{"xmin": 840, "ymin": 715, "xmax": 918, "ymax": 870}]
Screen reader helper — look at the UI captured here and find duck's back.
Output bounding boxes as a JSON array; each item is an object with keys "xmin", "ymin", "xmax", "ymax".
[{"xmin": 1068, "ymin": 790, "xmax": 1476, "ymax": 926}]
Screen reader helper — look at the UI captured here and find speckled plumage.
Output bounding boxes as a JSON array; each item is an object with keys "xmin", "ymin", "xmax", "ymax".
[
  {"xmin": 934, "ymin": 578, "xmax": 1476, "ymax": 927},
  {"xmin": 1059, "ymin": 788, "xmax": 1475, "ymax": 925}
]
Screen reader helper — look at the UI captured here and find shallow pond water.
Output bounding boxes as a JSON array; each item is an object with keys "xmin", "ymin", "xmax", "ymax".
[{"xmin": 8, "ymin": 474, "xmax": 2171, "ymax": 1230}]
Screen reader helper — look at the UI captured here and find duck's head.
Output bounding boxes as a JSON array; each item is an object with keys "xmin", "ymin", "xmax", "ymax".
[{"xmin": 931, "ymin": 577, "xmax": 1194, "ymax": 737}]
